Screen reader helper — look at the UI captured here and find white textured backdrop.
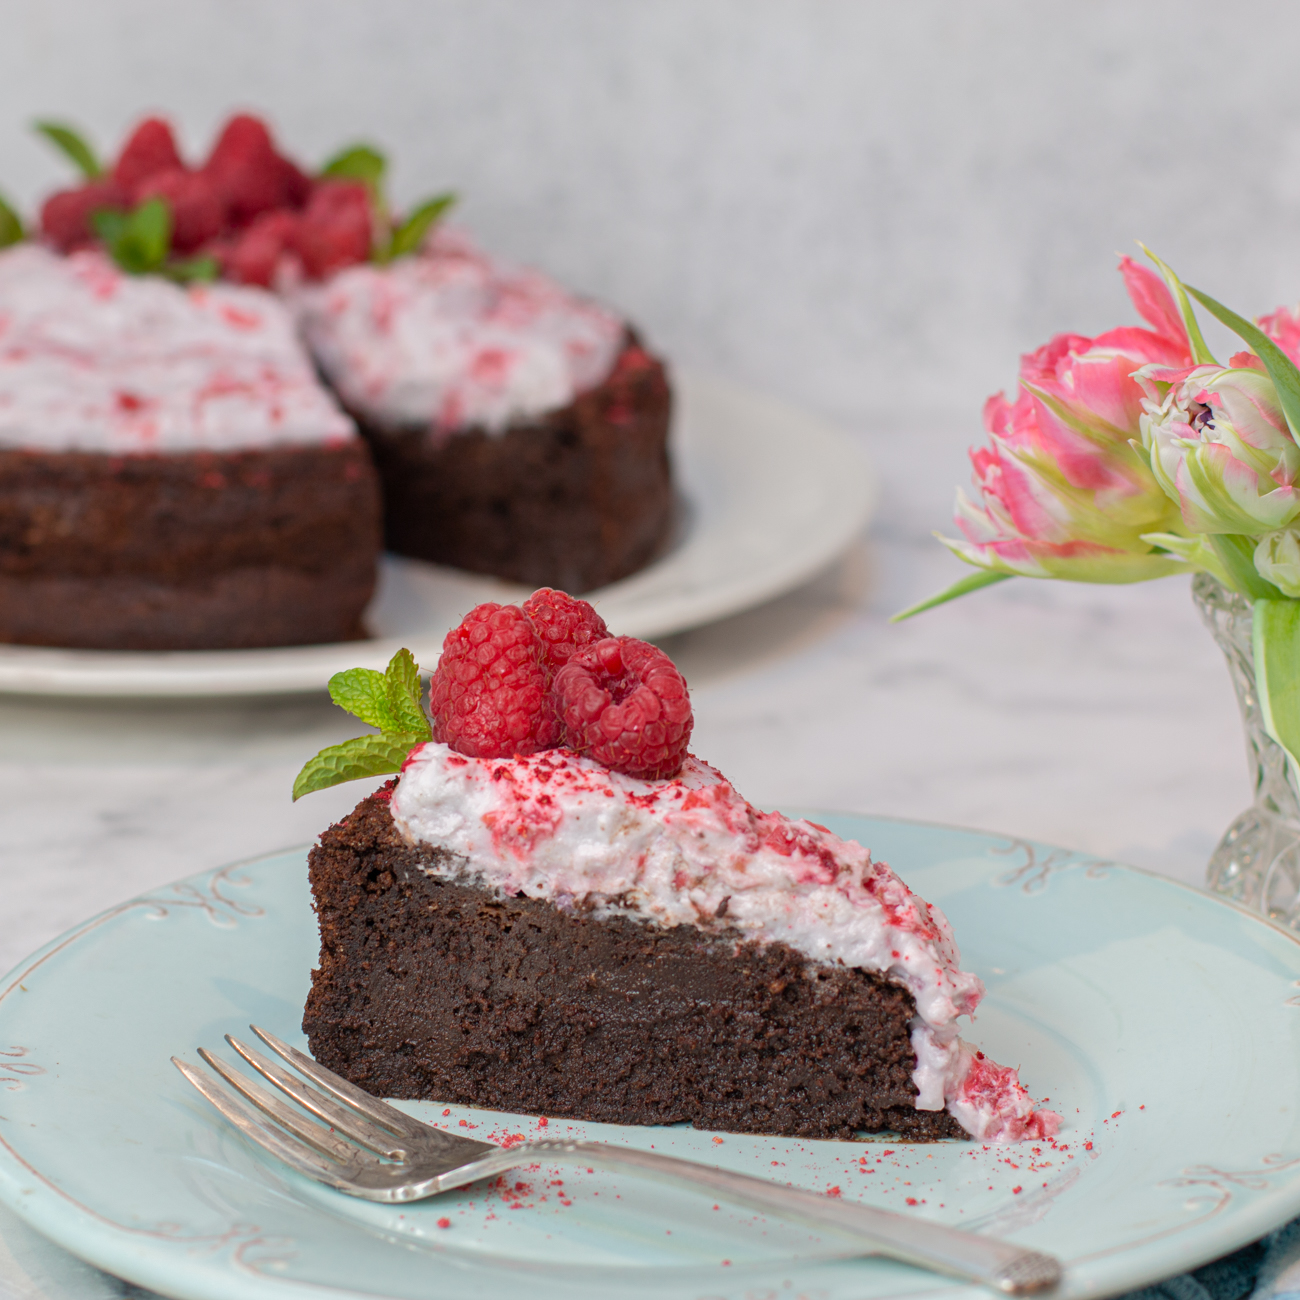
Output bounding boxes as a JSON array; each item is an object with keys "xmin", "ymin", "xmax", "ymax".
[
  {"xmin": 2, "ymin": 0, "xmax": 1300, "ymax": 462},
  {"xmin": 0, "ymin": 1, "xmax": 1279, "ymax": 919}
]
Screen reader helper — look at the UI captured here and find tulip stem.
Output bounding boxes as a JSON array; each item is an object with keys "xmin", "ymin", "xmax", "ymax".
[{"xmin": 1209, "ymin": 534, "xmax": 1284, "ymax": 601}]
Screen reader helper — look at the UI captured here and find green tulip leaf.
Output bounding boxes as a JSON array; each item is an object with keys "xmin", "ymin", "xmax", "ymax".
[
  {"xmin": 1138, "ymin": 245, "xmax": 1217, "ymax": 366},
  {"xmin": 291, "ymin": 733, "xmax": 427, "ymax": 801},
  {"xmin": 1210, "ymin": 534, "xmax": 1285, "ymax": 601},
  {"xmin": 891, "ymin": 568, "xmax": 1011, "ymax": 622},
  {"xmin": 34, "ymin": 120, "xmax": 103, "ymax": 179},
  {"xmin": 1187, "ymin": 285, "xmax": 1300, "ymax": 446},
  {"xmin": 1254, "ymin": 598, "xmax": 1300, "ymax": 775},
  {"xmin": 0, "ymin": 194, "xmax": 23, "ymax": 248},
  {"xmin": 384, "ymin": 192, "xmax": 457, "ymax": 261}
]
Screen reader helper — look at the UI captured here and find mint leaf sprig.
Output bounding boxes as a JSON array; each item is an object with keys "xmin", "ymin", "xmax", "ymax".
[
  {"xmin": 0, "ymin": 194, "xmax": 23, "ymax": 249},
  {"xmin": 34, "ymin": 120, "xmax": 103, "ymax": 179},
  {"xmin": 292, "ymin": 649, "xmax": 432, "ymax": 801},
  {"xmin": 90, "ymin": 199, "xmax": 217, "ymax": 282},
  {"xmin": 319, "ymin": 141, "xmax": 456, "ymax": 263}
]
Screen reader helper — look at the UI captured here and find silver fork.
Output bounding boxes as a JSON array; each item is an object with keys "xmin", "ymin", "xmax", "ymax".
[{"xmin": 173, "ymin": 1025, "xmax": 1061, "ymax": 1295}]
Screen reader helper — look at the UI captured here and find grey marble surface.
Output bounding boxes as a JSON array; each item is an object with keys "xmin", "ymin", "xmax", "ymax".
[{"xmin": 0, "ymin": 415, "xmax": 1251, "ymax": 1297}]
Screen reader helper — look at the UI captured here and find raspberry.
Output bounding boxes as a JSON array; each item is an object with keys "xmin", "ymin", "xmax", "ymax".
[
  {"xmin": 135, "ymin": 169, "xmax": 226, "ymax": 253},
  {"xmin": 113, "ymin": 117, "xmax": 184, "ymax": 196},
  {"xmin": 553, "ymin": 637, "xmax": 692, "ymax": 779},
  {"xmin": 428, "ymin": 603, "xmax": 559, "ymax": 758},
  {"xmin": 295, "ymin": 180, "xmax": 373, "ymax": 279},
  {"xmin": 223, "ymin": 209, "xmax": 300, "ymax": 286},
  {"xmin": 40, "ymin": 179, "xmax": 127, "ymax": 251},
  {"xmin": 522, "ymin": 589, "xmax": 608, "ymax": 677},
  {"xmin": 202, "ymin": 114, "xmax": 310, "ymax": 226}
]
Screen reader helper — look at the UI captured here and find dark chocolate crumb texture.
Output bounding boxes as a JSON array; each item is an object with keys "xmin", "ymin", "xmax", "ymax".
[{"xmin": 305, "ymin": 786, "xmax": 964, "ymax": 1141}]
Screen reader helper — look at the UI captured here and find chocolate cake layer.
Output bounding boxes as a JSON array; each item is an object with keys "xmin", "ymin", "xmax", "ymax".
[
  {"xmin": 356, "ymin": 342, "xmax": 673, "ymax": 593},
  {"xmin": 0, "ymin": 441, "xmax": 381, "ymax": 649},
  {"xmin": 304, "ymin": 789, "xmax": 966, "ymax": 1141}
]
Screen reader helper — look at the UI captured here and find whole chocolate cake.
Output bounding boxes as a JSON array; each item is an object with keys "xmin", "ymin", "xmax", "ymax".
[
  {"xmin": 0, "ymin": 245, "xmax": 381, "ymax": 650},
  {"xmin": 295, "ymin": 230, "xmax": 674, "ymax": 592},
  {"xmin": 297, "ymin": 593, "xmax": 1058, "ymax": 1143}
]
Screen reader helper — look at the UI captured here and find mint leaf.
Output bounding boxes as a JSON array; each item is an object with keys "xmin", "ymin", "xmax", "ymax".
[
  {"xmin": 321, "ymin": 144, "xmax": 387, "ymax": 193},
  {"xmin": 327, "ymin": 649, "xmax": 430, "ymax": 737},
  {"xmin": 0, "ymin": 194, "xmax": 23, "ymax": 248},
  {"xmin": 299, "ymin": 647, "xmax": 431, "ymax": 799},
  {"xmin": 93, "ymin": 198, "xmax": 172, "ymax": 275},
  {"xmin": 163, "ymin": 254, "xmax": 219, "ymax": 284},
  {"xmin": 291, "ymin": 733, "xmax": 426, "ymax": 801},
  {"xmin": 34, "ymin": 121, "xmax": 103, "ymax": 179},
  {"xmin": 383, "ymin": 647, "xmax": 430, "ymax": 736},
  {"xmin": 328, "ymin": 666, "xmax": 400, "ymax": 731},
  {"xmin": 891, "ymin": 569, "xmax": 1011, "ymax": 621},
  {"xmin": 384, "ymin": 192, "xmax": 456, "ymax": 261}
]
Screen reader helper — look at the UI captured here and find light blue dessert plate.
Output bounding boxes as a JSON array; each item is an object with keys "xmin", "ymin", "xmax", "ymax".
[{"xmin": 0, "ymin": 814, "xmax": 1298, "ymax": 1300}]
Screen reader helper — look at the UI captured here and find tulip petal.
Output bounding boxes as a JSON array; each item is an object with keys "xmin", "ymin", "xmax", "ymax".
[
  {"xmin": 938, "ymin": 530, "xmax": 1188, "ymax": 584},
  {"xmin": 1182, "ymin": 442, "xmax": 1300, "ymax": 533},
  {"xmin": 1188, "ymin": 285, "xmax": 1300, "ymax": 443},
  {"xmin": 1138, "ymin": 246, "xmax": 1217, "ymax": 365},
  {"xmin": 1140, "ymin": 531, "xmax": 1232, "ymax": 587},
  {"xmin": 1120, "ymin": 255, "xmax": 1188, "ymax": 347},
  {"xmin": 1254, "ymin": 531, "xmax": 1300, "ymax": 599}
]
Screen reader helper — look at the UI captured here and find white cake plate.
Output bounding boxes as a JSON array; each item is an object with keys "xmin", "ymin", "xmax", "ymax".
[{"xmin": 0, "ymin": 371, "xmax": 876, "ymax": 697}]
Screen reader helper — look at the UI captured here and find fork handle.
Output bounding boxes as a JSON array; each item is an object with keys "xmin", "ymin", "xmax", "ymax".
[{"xmin": 437, "ymin": 1140, "xmax": 1060, "ymax": 1294}]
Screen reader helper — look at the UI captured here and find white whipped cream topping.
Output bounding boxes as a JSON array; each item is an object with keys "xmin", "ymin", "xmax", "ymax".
[
  {"xmin": 391, "ymin": 743, "xmax": 1060, "ymax": 1142},
  {"xmin": 0, "ymin": 244, "xmax": 355, "ymax": 453},
  {"xmin": 294, "ymin": 227, "xmax": 626, "ymax": 434}
]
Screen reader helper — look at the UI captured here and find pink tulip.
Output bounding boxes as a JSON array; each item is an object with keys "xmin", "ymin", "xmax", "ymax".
[{"xmin": 943, "ymin": 258, "xmax": 1190, "ymax": 582}]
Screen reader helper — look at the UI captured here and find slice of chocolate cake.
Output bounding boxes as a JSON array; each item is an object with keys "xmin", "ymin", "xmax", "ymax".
[
  {"xmin": 296, "ymin": 595, "xmax": 1059, "ymax": 1143},
  {"xmin": 0, "ymin": 244, "xmax": 381, "ymax": 649},
  {"xmin": 295, "ymin": 229, "xmax": 673, "ymax": 592}
]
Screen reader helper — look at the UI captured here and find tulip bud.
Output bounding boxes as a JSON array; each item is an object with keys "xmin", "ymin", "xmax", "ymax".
[{"xmin": 1138, "ymin": 362, "xmax": 1300, "ymax": 536}]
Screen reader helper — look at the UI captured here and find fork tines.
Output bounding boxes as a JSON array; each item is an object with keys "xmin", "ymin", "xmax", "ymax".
[{"xmin": 173, "ymin": 1025, "xmax": 429, "ymax": 1192}]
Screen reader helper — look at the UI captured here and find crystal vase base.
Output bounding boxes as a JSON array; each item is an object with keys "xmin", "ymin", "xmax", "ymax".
[{"xmin": 1195, "ymin": 572, "xmax": 1300, "ymax": 929}]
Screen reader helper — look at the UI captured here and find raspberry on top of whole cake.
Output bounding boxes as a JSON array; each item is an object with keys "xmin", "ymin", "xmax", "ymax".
[
  {"xmin": 0, "ymin": 244, "xmax": 352, "ymax": 453},
  {"xmin": 27, "ymin": 114, "xmax": 642, "ymax": 439},
  {"xmin": 34, "ymin": 113, "xmax": 414, "ymax": 286},
  {"xmin": 297, "ymin": 591, "xmax": 1060, "ymax": 1143}
]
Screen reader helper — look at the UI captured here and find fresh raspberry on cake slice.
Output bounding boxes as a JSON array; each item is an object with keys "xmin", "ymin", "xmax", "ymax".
[{"xmin": 294, "ymin": 597, "xmax": 1059, "ymax": 1143}]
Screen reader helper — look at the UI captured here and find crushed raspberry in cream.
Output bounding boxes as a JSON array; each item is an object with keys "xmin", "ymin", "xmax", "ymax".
[
  {"xmin": 391, "ymin": 743, "xmax": 1060, "ymax": 1142},
  {"xmin": 294, "ymin": 227, "xmax": 626, "ymax": 434},
  {"xmin": 0, "ymin": 244, "xmax": 354, "ymax": 453}
]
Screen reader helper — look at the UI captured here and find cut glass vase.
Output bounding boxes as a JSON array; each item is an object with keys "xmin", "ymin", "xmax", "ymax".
[{"xmin": 1194, "ymin": 571, "xmax": 1300, "ymax": 928}]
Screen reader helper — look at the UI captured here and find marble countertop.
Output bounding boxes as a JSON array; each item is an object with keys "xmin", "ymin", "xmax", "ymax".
[{"xmin": 0, "ymin": 419, "xmax": 1251, "ymax": 1298}]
